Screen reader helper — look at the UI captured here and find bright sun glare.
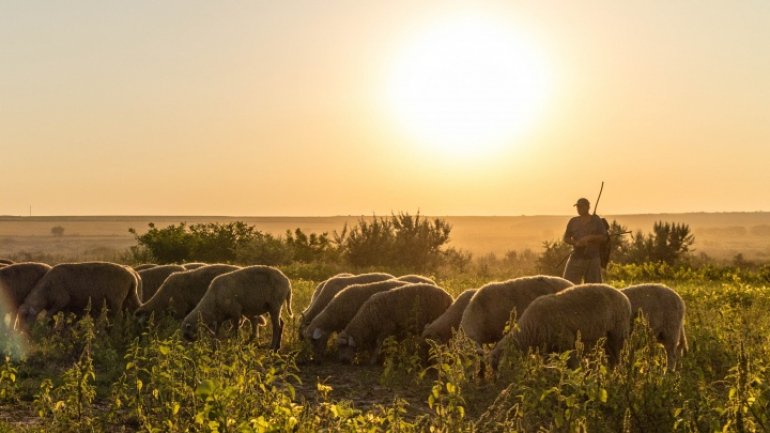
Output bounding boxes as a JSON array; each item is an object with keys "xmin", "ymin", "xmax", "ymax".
[{"xmin": 384, "ymin": 13, "xmax": 552, "ymax": 159}]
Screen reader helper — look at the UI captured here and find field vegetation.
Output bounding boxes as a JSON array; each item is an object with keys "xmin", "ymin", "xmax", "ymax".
[{"xmin": 0, "ymin": 213, "xmax": 768, "ymax": 431}]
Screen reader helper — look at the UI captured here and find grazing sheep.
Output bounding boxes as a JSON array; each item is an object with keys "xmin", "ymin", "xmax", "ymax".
[
  {"xmin": 181, "ymin": 265, "xmax": 293, "ymax": 350},
  {"xmin": 134, "ymin": 264, "xmax": 240, "ymax": 321},
  {"xmin": 461, "ymin": 275, "xmax": 573, "ymax": 346},
  {"xmin": 621, "ymin": 283, "xmax": 688, "ymax": 370},
  {"xmin": 18, "ymin": 262, "xmax": 142, "ymax": 326},
  {"xmin": 396, "ymin": 274, "xmax": 437, "ymax": 285},
  {"xmin": 303, "ymin": 279, "xmax": 410, "ymax": 356},
  {"xmin": 310, "ymin": 273, "xmax": 354, "ymax": 303},
  {"xmin": 336, "ymin": 283, "xmax": 453, "ymax": 364},
  {"xmin": 181, "ymin": 262, "xmax": 207, "ymax": 270},
  {"xmin": 0, "ymin": 262, "xmax": 52, "ymax": 323},
  {"xmin": 299, "ymin": 272, "xmax": 394, "ymax": 334},
  {"xmin": 137, "ymin": 264, "xmax": 186, "ymax": 302},
  {"xmin": 490, "ymin": 283, "xmax": 631, "ymax": 370},
  {"xmin": 132, "ymin": 263, "xmax": 158, "ymax": 271},
  {"xmin": 422, "ymin": 288, "xmax": 478, "ymax": 343}
]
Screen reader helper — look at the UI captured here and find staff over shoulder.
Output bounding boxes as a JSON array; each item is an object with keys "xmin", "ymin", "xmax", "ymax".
[{"xmin": 562, "ymin": 197, "xmax": 609, "ymax": 284}]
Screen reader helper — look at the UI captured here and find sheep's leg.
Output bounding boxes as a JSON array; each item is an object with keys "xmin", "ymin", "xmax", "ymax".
[
  {"xmin": 605, "ymin": 333, "xmax": 623, "ymax": 367},
  {"xmin": 269, "ymin": 309, "xmax": 283, "ymax": 351},
  {"xmin": 662, "ymin": 330, "xmax": 679, "ymax": 371},
  {"xmin": 476, "ymin": 342, "xmax": 487, "ymax": 378}
]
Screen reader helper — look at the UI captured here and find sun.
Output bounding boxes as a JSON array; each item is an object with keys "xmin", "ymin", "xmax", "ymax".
[{"xmin": 383, "ymin": 13, "xmax": 552, "ymax": 159}]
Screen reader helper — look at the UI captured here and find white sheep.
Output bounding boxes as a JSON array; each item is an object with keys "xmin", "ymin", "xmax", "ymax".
[
  {"xmin": 460, "ymin": 275, "xmax": 573, "ymax": 346},
  {"xmin": 18, "ymin": 262, "xmax": 142, "ymax": 326},
  {"xmin": 181, "ymin": 265, "xmax": 293, "ymax": 350},
  {"xmin": 336, "ymin": 283, "xmax": 453, "ymax": 364},
  {"xmin": 421, "ymin": 288, "xmax": 478, "ymax": 343},
  {"xmin": 299, "ymin": 272, "xmax": 394, "ymax": 334},
  {"xmin": 620, "ymin": 283, "xmax": 688, "ymax": 370},
  {"xmin": 137, "ymin": 264, "xmax": 186, "ymax": 302},
  {"xmin": 490, "ymin": 283, "xmax": 632, "ymax": 370},
  {"xmin": 135, "ymin": 264, "xmax": 240, "ymax": 321},
  {"xmin": 302, "ymin": 279, "xmax": 409, "ymax": 356}
]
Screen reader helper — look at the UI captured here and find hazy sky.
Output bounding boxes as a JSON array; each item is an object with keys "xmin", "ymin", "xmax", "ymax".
[{"xmin": 2, "ymin": 1, "xmax": 769, "ymax": 216}]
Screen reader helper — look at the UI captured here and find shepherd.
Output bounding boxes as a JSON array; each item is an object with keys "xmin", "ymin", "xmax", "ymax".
[{"xmin": 562, "ymin": 195, "xmax": 609, "ymax": 284}]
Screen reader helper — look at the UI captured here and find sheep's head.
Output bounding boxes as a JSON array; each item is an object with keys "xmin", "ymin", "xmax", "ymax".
[
  {"xmin": 421, "ymin": 323, "xmax": 449, "ymax": 343},
  {"xmin": 134, "ymin": 308, "xmax": 151, "ymax": 325},
  {"xmin": 182, "ymin": 320, "xmax": 197, "ymax": 341},
  {"xmin": 307, "ymin": 327, "xmax": 329, "ymax": 356},
  {"xmin": 18, "ymin": 305, "xmax": 39, "ymax": 327},
  {"xmin": 336, "ymin": 331, "xmax": 357, "ymax": 364}
]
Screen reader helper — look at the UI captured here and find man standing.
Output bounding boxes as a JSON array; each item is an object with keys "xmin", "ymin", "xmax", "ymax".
[{"xmin": 562, "ymin": 197, "xmax": 609, "ymax": 284}]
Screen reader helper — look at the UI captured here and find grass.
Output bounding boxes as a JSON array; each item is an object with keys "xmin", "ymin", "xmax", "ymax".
[{"xmin": 0, "ymin": 274, "xmax": 768, "ymax": 432}]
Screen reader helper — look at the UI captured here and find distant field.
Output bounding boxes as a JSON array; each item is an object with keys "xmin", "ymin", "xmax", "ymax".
[{"xmin": 2, "ymin": 213, "xmax": 770, "ymax": 262}]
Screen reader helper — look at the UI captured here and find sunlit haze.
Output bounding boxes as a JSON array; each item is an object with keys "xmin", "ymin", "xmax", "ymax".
[{"xmin": 2, "ymin": 1, "xmax": 769, "ymax": 216}]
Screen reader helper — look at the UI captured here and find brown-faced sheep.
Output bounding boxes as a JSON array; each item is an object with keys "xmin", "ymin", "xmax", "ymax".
[
  {"xmin": 181, "ymin": 265, "xmax": 292, "ymax": 350},
  {"xmin": 137, "ymin": 264, "xmax": 186, "ymax": 302},
  {"xmin": 18, "ymin": 262, "xmax": 141, "ymax": 326},
  {"xmin": 134, "ymin": 264, "xmax": 240, "ymax": 322},
  {"xmin": 181, "ymin": 262, "xmax": 207, "ymax": 270},
  {"xmin": 490, "ymin": 283, "xmax": 631, "ymax": 370},
  {"xmin": 460, "ymin": 275, "xmax": 573, "ymax": 346},
  {"xmin": 132, "ymin": 263, "xmax": 158, "ymax": 271},
  {"xmin": 303, "ymin": 279, "xmax": 410, "ymax": 356},
  {"xmin": 299, "ymin": 272, "xmax": 394, "ymax": 334},
  {"xmin": 0, "ymin": 262, "xmax": 52, "ymax": 324},
  {"xmin": 422, "ymin": 288, "xmax": 478, "ymax": 343},
  {"xmin": 621, "ymin": 283, "xmax": 688, "ymax": 370},
  {"xmin": 336, "ymin": 283, "xmax": 452, "ymax": 364}
]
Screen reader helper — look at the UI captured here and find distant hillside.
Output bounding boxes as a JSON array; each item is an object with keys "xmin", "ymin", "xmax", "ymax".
[{"xmin": 2, "ymin": 212, "xmax": 770, "ymax": 261}]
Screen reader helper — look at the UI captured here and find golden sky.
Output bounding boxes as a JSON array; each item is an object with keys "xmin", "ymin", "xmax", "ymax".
[{"xmin": 2, "ymin": 1, "xmax": 769, "ymax": 216}]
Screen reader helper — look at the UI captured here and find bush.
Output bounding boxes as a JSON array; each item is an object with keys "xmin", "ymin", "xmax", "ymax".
[{"xmin": 336, "ymin": 212, "xmax": 455, "ymax": 272}]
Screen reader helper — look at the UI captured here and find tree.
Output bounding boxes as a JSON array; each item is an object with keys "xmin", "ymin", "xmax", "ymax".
[{"xmin": 51, "ymin": 225, "xmax": 65, "ymax": 237}]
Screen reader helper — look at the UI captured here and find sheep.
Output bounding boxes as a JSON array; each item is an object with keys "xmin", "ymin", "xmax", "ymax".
[
  {"xmin": 0, "ymin": 262, "xmax": 52, "ymax": 324},
  {"xmin": 310, "ymin": 273, "xmax": 354, "ymax": 303},
  {"xmin": 0, "ymin": 259, "xmax": 15, "ymax": 265},
  {"xmin": 181, "ymin": 265, "xmax": 293, "ymax": 350},
  {"xmin": 181, "ymin": 262, "xmax": 207, "ymax": 270},
  {"xmin": 299, "ymin": 272, "xmax": 394, "ymax": 334},
  {"xmin": 460, "ymin": 275, "xmax": 573, "ymax": 346},
  {"xmin": 621, "ymin": 283, "xmax": 688, "ymax": 370},
  {"xmin": 396, "ymin": 274, "xmax": 437, "ymax": 285},
  {"xmin": 137, "ymin": 264, "xmax": 186, "ymax": 302},
  {"xmin": 490, "ymin": 283, "xmax": 631, "ymax": 370},
  {"xmin": 134, "ymin": 264, "xmax": 240, "ymax": 322},
  {"xmin": 336, "ymin": 283, "xmax": 453, "ymax": 364},
  {"xmin": 422, "ymin": 288, "xmax": 478, "ymax": 343},
  {"xmin": 132, "ymin": 263, "xmax": 158, "ymax": 271},
  {"xmin": 302, "ymin": 279, "xmax": 410, "ymax": 356},
  {"xmin": 18, "ymin": 262, "xmax": 142, "ymax": 326}
]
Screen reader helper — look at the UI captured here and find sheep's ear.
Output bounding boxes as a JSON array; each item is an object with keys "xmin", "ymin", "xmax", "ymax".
[
  {"xmin": 347, "ymin": 336, "xmax": 356, "ymax": 347},
  {"xmin": 312, "ymin": 328, "xmax": 323, "ymax": 340}
]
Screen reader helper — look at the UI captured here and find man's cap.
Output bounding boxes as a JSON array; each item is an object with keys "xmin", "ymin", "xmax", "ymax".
[{"xmin": 574, "ymin": 198, "xmax": 590, "ymax": 207}]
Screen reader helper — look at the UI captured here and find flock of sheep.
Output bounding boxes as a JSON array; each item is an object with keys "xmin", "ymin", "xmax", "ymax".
[
  {"xmin": 301, "ymin": 272, "xmax": 687, "ymax": 371},
  {"xmin": 0, "ymin": 258, "xmax": 687, "ymax": 373}
]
